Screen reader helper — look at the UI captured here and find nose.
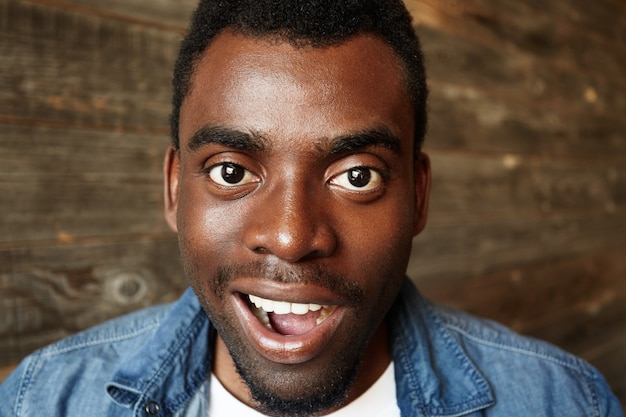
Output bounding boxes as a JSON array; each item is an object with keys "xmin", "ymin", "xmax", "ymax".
[{"xmin": 243, "ymin": 183, "xmax": 337, "ymax": 262}]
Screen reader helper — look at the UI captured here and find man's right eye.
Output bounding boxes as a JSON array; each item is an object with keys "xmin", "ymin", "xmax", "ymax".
[{"xmin": 207, "ymin": 162, "xmax": 257, "ymax": 187}]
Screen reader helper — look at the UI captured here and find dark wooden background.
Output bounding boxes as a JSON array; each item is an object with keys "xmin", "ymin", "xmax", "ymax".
[{"xmin": 1, "ymin": 0, "xmax": 624, "ymax": 406}]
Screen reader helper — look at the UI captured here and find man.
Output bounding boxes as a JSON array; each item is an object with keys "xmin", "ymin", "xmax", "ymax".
[{"xmin": 0, "ymin": 0, "xmax": 622, "ymax": 416}]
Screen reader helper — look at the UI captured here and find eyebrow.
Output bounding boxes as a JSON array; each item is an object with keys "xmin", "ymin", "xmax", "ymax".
[
  {"xmin": 187, "ymin": 125, "xmax": 402, "ymax": 156},
  {"xmin": 326, "ymin": 127, "xmax": 403, "ymax": 156},
  {"xmin": 187, "ymin": 126, "xmax": 268, "ymax": 152}
]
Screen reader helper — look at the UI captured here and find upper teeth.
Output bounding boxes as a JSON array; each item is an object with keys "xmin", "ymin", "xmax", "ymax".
[{"xmin": 249, "ymin": 294, "xmax": 323, "ymax": 315}]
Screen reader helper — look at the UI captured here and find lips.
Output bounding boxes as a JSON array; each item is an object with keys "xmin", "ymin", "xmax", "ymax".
[{"xmin": 231, "ymin": 280, "xmax": 345, "ymax": 364}]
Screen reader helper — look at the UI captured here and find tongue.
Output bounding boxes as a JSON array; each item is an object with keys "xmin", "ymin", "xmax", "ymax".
[{"xmin": 268, "ymin": 311, "xmax": 320, "ymax": 336}]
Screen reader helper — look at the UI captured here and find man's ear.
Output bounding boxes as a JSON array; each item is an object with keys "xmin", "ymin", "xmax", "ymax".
[
  {"xmin": 163, "ymin": 146, "xmax": 180, "ymax": 233},
  {"xmin": 412, "ymin": 152, "xmax": 431, "ymax": 236}
]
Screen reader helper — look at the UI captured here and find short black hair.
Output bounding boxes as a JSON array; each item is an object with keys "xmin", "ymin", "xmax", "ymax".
[{"xmin": 171, "ymin": 0, "xmax": 428, "ymax": 155}]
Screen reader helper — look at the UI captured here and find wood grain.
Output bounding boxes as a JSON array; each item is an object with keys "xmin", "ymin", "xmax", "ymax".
[
  {"xmin": 22, "ymin": 0, "xmax": 196, "ymax": 29},
  {"xmin": 0, "ymin": 125, "xmax": 171, "ymax": 243},
  {"xmin": 0, "ymin": 238, "xmax": 186, "ymax": 365},
  {"xmin": 426, "ymin": 89, "xmax": 626, "ymax": 159},
  {"xmin": 0, "ymin": 0, "xmax": 178, "ymax": 131}
]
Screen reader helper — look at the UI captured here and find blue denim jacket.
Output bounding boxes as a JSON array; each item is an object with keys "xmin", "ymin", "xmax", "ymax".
[{"xmin": 1, "ymin": 279, "xmax": 622, "ymax": 416}]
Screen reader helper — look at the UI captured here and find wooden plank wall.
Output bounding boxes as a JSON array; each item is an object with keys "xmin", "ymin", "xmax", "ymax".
[
  {"xmin": 0, "ymin": 0, "xmax": 624, "ymax": 406},
  {"xmin": 0, "ymin": 0, "xmax": 196, "ymax": 368}
]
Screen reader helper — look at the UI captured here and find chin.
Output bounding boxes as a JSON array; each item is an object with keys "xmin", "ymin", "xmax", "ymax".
[
  {"xmin": 211, "ymin": 303, "xmax": 369, "ymax": 416},
  {"xmin": 233, "ymin": 339, "xmax": 361, "ymax": 417}
]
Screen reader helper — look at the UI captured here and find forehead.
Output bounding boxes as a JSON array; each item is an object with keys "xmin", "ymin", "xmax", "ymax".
[{"xmin": 179, "ymin": 31, "xmax": 414, "ymax": 148}]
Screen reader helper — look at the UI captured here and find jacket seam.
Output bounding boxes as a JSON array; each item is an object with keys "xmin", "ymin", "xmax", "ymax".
[
  {"xmin": 582, "ymin": 370, "xmax": 602, "ymax": 417},
  {"xmin": 132, "ymin": 310, "xmax": 209, "ymax": 416},
  {"xmin": 393, "ymin": 319, "xmax": 426, "ymax": 416},
  {"xmin": 444, "ymin": 321, "xmax": 603, "ymax": 415},
  {"xmin": 420, "ymin": 303, "xmax": 494, "ymax": 415},
  {"xmin": 15, "ymin": 354, "xmax": 36, "ymax": 417},
  {"xmin": 39, "ymin": 322, "xmax": 162, "ymax": 358},
  {"xmin": 444, "ymin": 323, "xmax": 589, "ymax": 374}
]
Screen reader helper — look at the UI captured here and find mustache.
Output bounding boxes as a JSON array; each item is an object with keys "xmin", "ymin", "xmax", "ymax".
[{"xmin": 215, "ymin": 261, "xmax": 364, "ymax": 307}]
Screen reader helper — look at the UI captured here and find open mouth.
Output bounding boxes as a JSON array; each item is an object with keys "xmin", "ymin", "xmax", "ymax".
[
  {"xmin": 233, "ymin": 289, "xmax": 344, "ymax": 364},
  {"xmin": 247, "ymin": 294, "xmax": 338, "ymax": 336}
]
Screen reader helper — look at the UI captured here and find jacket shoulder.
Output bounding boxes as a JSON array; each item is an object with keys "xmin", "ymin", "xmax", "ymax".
[
  {"xmin": 430, "ymin": 302, "xmax": 623, "ymax": 416},
  {"xmin": 38, "ymin": 303, "xmax": 171, "ymax": 356},
  {"xmin": 0, "ymin": 303, "xmax": 173, "ymax": 416},
  {"xmin": 433, "ymin": 303, "xmax": 586, "ymax": 369}
]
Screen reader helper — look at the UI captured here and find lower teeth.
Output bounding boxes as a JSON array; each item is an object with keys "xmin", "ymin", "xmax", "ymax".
[{"xmin": 249, "ymin": 303, "xmax": 337, "ymax": 331}]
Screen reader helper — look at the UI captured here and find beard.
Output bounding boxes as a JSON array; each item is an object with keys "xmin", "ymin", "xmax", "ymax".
[
  {"xmin": 195, "ymin": 261, "xmax": 383, "ymax": 417},
  {"xmin": 225, "ymin": 324, "xmax": 362, "ymax": 416}
]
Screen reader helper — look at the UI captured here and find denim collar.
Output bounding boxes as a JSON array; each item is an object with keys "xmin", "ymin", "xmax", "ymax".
[
  {"xmin": 390, "ymin": 279, "xmax": 494, "ymax": 416},
  {"xmin": 106, "ymin": 288, "xmax": 214, "ymax": 416},
  {"xmin": 105, "ymin": 280, "xmax": 493, "ymax": 416}
]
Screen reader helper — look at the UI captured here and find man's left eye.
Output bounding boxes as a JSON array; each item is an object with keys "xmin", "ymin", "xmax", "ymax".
[
  {"xmin": 208, "ymin": 163, "xmax": 257, "ymax": 187},
  {"xmin": 330, "ymin": 167, "xmax": 382, "ymax": 191}
]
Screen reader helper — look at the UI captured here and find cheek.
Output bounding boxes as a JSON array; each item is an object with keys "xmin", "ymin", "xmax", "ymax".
[
  {"xmin": 176, "ymin": 190, "xmax": 244, "ymax": 278},
  {"xmin": 339, "ymin": 199, "xmax": 415, "ymax": 278}
]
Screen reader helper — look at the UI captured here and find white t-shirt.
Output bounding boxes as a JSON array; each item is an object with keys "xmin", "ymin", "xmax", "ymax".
[{"xmin": 207, "ymin": 361, "xmax": 400, "ymax": 417}]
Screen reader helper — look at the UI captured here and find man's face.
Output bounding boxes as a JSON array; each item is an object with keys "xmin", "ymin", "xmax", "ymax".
[{"xmin": 165, "ymin": 31, "xmax": 430, "ymax": 415}]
